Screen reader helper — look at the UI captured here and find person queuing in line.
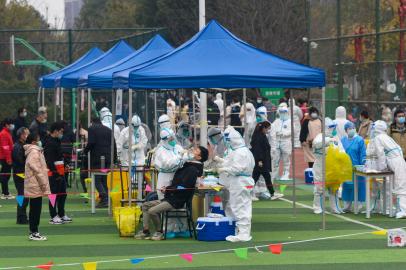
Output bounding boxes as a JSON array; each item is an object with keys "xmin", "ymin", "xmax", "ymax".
[
  {"xmin": 44, "ymin": 121, "xmax": 72, "ymax": 225},
  {"xmin": 367, "ymin": 120, "xmax": 406, "ymax": 219},
  {"xmin": 12, "ymin": 127, "xmax": 30, "ymax": 224},
  {"xmin": 341, "ymin": 122, "xmax": 366, "ymax": 212},
  {"xmin": 230, "ymin": 96, "xmax": 242, "ymax": 134},
  {"xmin": 84, "ymin": 117, "xmax": 116, "ymax": 208},
  {"xmin": 300, "ymin": 107, "xmax": 322, "ymax": 168},
  {"xmin": 60, "ymin": 121, "xmax": 75, "ymax": 188},
  {"xmin": 216, "ymin": 126, "xmax": 255, "ymax": 242},
  {"xmin": 135, "ymin": 146, "xmax": 208, "ymax": 241},
  {"xmin": 0, "ymin": 118, "xmax": 15, "ymax": 199},
  {"xmin": 29, "ymin": 106, "xmax": 48, "ymax": 144},
  {"xmin": 250, "ymin": 121, "xmax": 283, "ymax": 201},
  {"xmin": 24, "ymin": 132, "xmax": 51, "ymax": 241},
  {"xmin": 389, "ymin": 109, "xmax": 406, "ymax": 161},
  {"xmin": 358, "ymin": 110, "xmax": 373, "ymax": 139},
  {"xmin": 13, "ymin": 107, "xmax": 28, "ymax": 141}
]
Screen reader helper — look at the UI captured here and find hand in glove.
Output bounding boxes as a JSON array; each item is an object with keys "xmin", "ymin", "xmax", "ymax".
[
  {"xmin": 217, "ymin": 167, "xmax": 227, "ymax": 174},
  {"xmin": 131, "ymin": 144, "xmax": 141, "ymax": 150},
  {"xmin": 213, "ymin": 156, "xmax": 225, "ymax": 163}
]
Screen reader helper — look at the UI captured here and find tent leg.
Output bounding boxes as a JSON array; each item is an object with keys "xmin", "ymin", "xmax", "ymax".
[
  {"xmin": 223, "ymin": 92, "xmax": 227, "ymax": 130},
  {"xmin": 128, "ymin": 89, "xmax": 133, "ymax": 207},
  {"xmin": 193, "ymin": 91, "xmax": 197, "ymax": 145},
  {"xmin": 154, "ymin": 91, "xmax": 158, "ymax": 146},
  {"xmin": 289, "ymin": 90, "xmax": 296, "ymax": 216},
  {"xmin": 200, "ymin": 91, "xmax": 207, "ymax": 147},
  {"xmin": 109, "ymin": 90, "xmax": 116, "ymax": 216},
  {"xmin": 61, "ymin": 88, "xmax": 64, "ymax": 120},
  {"xmin": 87, "ymin": 88, "xmax": 91, "ymax": 179},
  {"xmin": 243, "ymin": 88, "xmax": 247, "ymax": 145},
  {"xmin": 321, "ymin": 86, "xmax": 326, "ymax": 230}
]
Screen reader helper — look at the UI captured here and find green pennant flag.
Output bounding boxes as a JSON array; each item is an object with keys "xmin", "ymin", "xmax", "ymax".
[
  {"xmin": 74, "ymin": 168, "xmax": 81, "ymax": 175},
  {"xmin": 73, "ymin": 142, "xmax": 81, "ymax": 147},
  {"xmin": 234, "ymin": 248, "xmax": 248, "ymax": 259},
  {"xmin": 280, "ymin": 185, "xmax": 287, "ymax": 193}
]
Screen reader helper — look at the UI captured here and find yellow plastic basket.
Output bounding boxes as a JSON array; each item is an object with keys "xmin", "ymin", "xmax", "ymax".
[{"xmin": 114, "ymin": 206, "xmax": 142, "ymax": 237}]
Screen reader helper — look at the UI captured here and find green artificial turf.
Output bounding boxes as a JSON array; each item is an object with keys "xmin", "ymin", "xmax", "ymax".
[{"xmin": 0, "ymin": 184, "xmax": 405, "ymax": 270}]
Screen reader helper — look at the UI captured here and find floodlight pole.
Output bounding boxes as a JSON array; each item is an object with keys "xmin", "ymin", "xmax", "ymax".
[{"xmin": 199, "ymin": 0, "xmax": 207, "ymax": 147}]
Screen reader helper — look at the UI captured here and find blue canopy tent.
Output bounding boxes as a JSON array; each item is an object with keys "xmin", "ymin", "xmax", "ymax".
[
  {"xmin": 128, "ymin": 20, "xmax": 325, "ymax": 89},
  {"xmin": 126, "ymin": 20, "xmax": 326, "ymax": 220},
  {"xmin": 86, "ymin": 34, "xmax": 173, "ymax": 89},
  {"xmin": 60, "ymin": 40, "xmax": 135, "ymax": 88},
  {"xmin": 39, "ymin": 47, "xmax": 104, "ymax": 89}
]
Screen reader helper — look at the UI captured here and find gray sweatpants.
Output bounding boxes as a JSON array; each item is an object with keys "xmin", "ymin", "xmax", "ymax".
[{"xmin": 142, "ymin": 200, "xmax": 174, "ymax": 230}]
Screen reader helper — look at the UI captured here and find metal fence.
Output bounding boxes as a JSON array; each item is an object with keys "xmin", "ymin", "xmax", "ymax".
[{"xmin": 306, "ymin": 0, "xmax": 406, "ymax": 120}]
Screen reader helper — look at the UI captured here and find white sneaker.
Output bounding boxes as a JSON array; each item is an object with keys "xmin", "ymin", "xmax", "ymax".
[
  {"xmin": 151, "ymin": 232, "xmax": 164, "ymax": 241},
  {"xmin": 29, "ymin": 232, "xmax": 47, "ymax": 241},
  {"xmin": 0, "ymin": 194, "xmax": 6, "ymax": 200},
  {"xmin": 396, "ymin": 211, "xmax": 406, "ymax": 219},
  {"xmin": 61, "ymin": 215, "xmax": 73, "ymax": 223},
  {"xmin": 251, "ymin": 195, "xmax": 259, "ymax": 201},
  {"xmin": 49, "ymin": 216, "xmax": 64, "ymax": 225},
  {"xmin": 271, "ymin": 193, "xmax": 284, "ymax": 200},
  {"xmin": 280, "ymin": 174, "xmax": 291, "ymax": 181},
  {"xmin": 4, "ymin": 194, "xmax": 15, "ymax": 199},
  {"xmin": 313, "ymin": 208, "xmax": 322, "ymax": 214}
]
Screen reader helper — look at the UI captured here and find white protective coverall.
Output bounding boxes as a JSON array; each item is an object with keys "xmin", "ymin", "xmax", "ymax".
[
  {"xmin": 99, "ymin": 107, "xmax": 121, "ymax": 143},
  {"xmin": 117, "ymin": 115, "xmax": 148, "ymax": 167},
  {"xmin": 312, "ymin": 117, "xmax": 345, "ymax": 214},
  {"xmin": 208, "ymin": 127, "xmax": 226, "ymax": 158},
  {"xmin": 176, "ymin": 121, "xmax": 193, "ymax": 149},
  {"xmin": 158, "ymin": 114, "xmax": 172, "ymax": 130},
  {"xmin": 166, "ymin": 98, "xmax": 177, "ymax": 126},
  {"xmin": 115, "ymin": 118, "xmax": 125, "ymax": 132},
  {"xmin": 289, "ymin": 99, "xmax": 303, "ymax": 148},
  {"xmin": 214, "ymin": 93, "xmax": 225, "ymax": 127},
  {"xmin": 217, "ymin": 126, "xmax": 255, "ymax": 242},
  {"xmin": 153, "ymin": 128, "xmax": 183, "ymax": 200},
  {"xmin": 271, "ymin": 103, "xmax": 292, "ymax": 180},
  {"xmin": 240, "ymin": 102, "xmax": 256, "ymax": 145},
  {"xmin": 367, "ymin": 120, "xmax": 406, "ymax": 219},
  {"xmin": 334, "ymin": 106, "xmax": 349, "ymax": 140}
]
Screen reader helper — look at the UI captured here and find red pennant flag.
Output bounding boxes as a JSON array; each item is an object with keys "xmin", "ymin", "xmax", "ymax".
[
  {"xmin": 269, "ymin": 244, "xmax": 283, "ymax": 254},
  {"xmin": 48, "ymin": 194, "xmax": 57, "ymax": 208},
  {"xmin": 36, "ymin": 261, "xmax": 53, "ymax": 269},
  {"xmin": 179, "ymin": 253, "xmax": 193, "ymax": 262}
]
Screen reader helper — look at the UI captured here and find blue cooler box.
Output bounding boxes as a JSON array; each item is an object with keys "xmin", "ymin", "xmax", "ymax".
[
  {"xmin": 304, "ymin": 168, "xmax": 314, "ymax": 184},
  {"xmin": 196, "ymin": 217, "xmax": 235, "ymax": 241}
]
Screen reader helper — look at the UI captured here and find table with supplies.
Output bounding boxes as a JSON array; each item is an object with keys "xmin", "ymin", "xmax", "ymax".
[{"xmin": 353, "ymin": 167, "xmax": 394, "ymax": 219}]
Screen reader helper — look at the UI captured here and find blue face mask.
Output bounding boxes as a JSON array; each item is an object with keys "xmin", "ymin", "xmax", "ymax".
[
  {"xmin": 168, "ymin": 140, "xmax": 176, "ymax": 147},
  {"xmin": 209, "ymin": 136, "xmax": 218, "ymax": 145},
  {"xmin": 256, "ymin": 116, "xmax": 262, "ymax": 123},
  {"xmin": 398, "ymin": 117, "xmax": 406, "ymax": 124},
  {"xmin": 332, "ymin": 129, "xmax": 337, "ymax": 137},
  {"xmin": 182, "ymin": 129, "xmax": 190, "ymax": 137},
  {"xmin": 348, "ymin": 129, "xmax": 356, "ymax": 138}
]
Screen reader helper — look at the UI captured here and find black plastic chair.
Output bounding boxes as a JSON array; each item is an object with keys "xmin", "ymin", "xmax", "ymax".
[{"xmin": 161, "ymin": 198, "xmax": 197, "ymax": 240}]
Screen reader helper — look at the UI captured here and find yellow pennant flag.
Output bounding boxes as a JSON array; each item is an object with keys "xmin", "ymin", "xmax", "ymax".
[
  {"xmin": 213, "ymin": 186, "xmax": 222, "ymax": 192},
  {"xmin": 372, "ymin": 230, "xmax": 387, "ymax": 236},
  {"xmin": 16, "ymin": 173, "xmax": 25, "ymax": 179},
  {"xmin": 83, "ymin": 262, "xmax": 97, "ymax": 270}
]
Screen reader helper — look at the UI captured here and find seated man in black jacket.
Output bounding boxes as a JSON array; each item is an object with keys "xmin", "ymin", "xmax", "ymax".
[{"xmin": 135, "ymin": 146, "xmax": 208, "ymax": 241}]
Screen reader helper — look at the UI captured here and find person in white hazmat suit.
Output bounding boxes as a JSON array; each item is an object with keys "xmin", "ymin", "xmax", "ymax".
[
  {"xmin": 214, "ymin": 93, "xmax": 225, "ymax": 127},
  {"xmin": 289, "ymin": 99, "xmax": 303, "ymax": 148},
  {"xmin": 312, "ymin": 117, "xmax": 345, "ymax": 214},
  {"xmin": 271, "ymin": 103, "xmax": 292, "ymax": 181},
  {"xmin": 99, "ymin": 107, "xmax": 121, "ymax": 143},
  {"xmin": 117, "ymin": 115, "xmax": 148, "ymax": 193},
  {"xmin": 334, "ymin": 106, "xmax": 349, "ymax": 140},
  {"xmin": 158, "ymin": 114, "xmax": 172, "ymax": 131},
  {"xmin": 367, "ymin": 120, "xmax": 406, "ymax": 219},
  {"xmin": 176, "ymin": 121, "xmax": 193, "ymax": 149},
  {"xmin": 215, "ymin": 126, "xmax": 255, "ymax": 242},
  {"xmin": 208, "ymin": 127, "xmax": 226, "ymax": 158},
  {"xmin": 240, "ymin": 102, "xmax": 256, "ymax": 145}
]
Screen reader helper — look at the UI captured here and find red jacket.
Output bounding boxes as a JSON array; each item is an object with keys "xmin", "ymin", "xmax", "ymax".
[{"xmin": 0, "ymin": 128, "xmax": 13, "ymax": 163}]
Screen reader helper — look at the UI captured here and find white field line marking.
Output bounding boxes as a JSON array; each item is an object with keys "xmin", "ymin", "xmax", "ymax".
[
  {"xmin": 279, "ymin": 197, "xmax": 384, "ymax": 231},
  {"xmin": 0, "ymin": 229, "xmax": 392, "ymax": 270}
]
